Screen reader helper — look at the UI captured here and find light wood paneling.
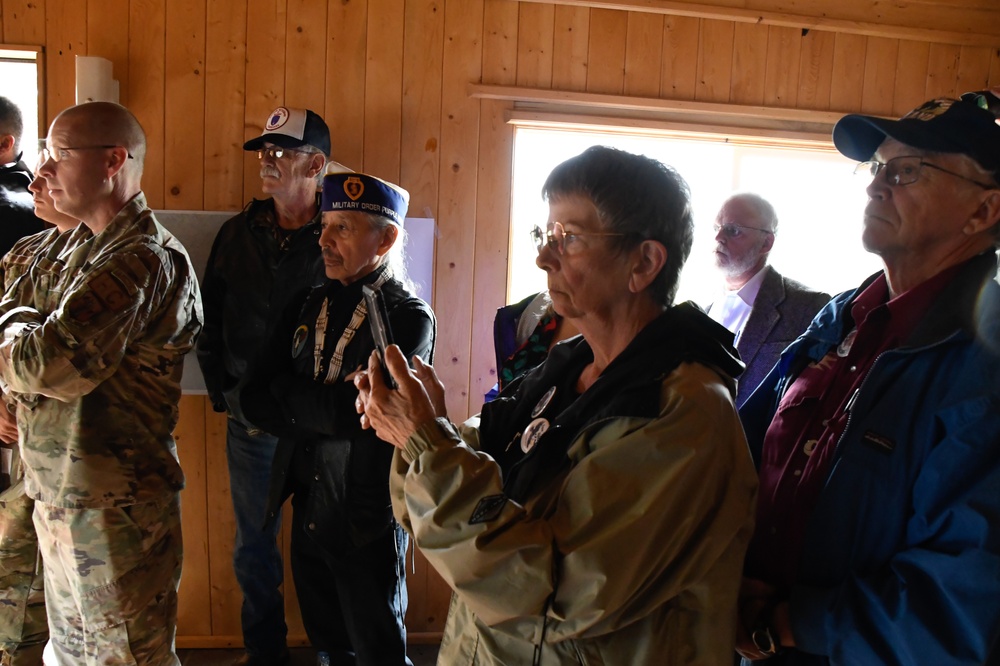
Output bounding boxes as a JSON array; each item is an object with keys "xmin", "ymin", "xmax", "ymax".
[
  {"xmin": 285, "ymin": 0, "xmax": 326, "ymax": 114},
  {"xmin": 44, "ymin": 0, "xmax": 86, "ymax": 124},
  {"xmin": 926, "ymin": 43, "xmax": 962, "ymax": 98},
  {"xmin": 437, "ymin": 0, "xmax": 482, "ymax": 422},
  {"xmin": 892, "ymin": 41, "xmax": 931, "ymax": 116},
  {"xmin": 364, "ymin": 0, "xmax": 405, "ymax": 180},
  {"xmin": 6, "ymin": 0, "xmax": 998, "ymax": 648},
  {"xmin": 203, "ymin": 0, "xmax": 247, "ymax": 211},
  {"xmin": 661, "ymin": 15, "xmax": 700, "ymax": 99},
  {"xmin": 796, "ymin": 29, "xmax": 835, "ymax": 110},
  {"xmin": 860, "ymin": 37, "xmax": 899, "ymax": 115},
  {"xmin": 516, "ymin": 2, "xmax": 554, "ymax": 88},
  {"xmin": 550, "ymin": 4, "xmax": 589, "ymax": 91},
  {"xmin": 204, "ymin": 406, "xmax": 240, "ymax": 639},
  {"xmin": 176, "ymin": 395, "xmax": 210, "ymax": 636},
  {"xmin": 830, "ymin": 32, "xmax": 866, "ymax": 112},
  {"xmin": 730, "ymin": 22, "xmax": 767, "ymax": 106},
  {"xmin": 484, "ymin": 0, "xmax": 519, "ymax": 85},
  {"xmin": 401, "ymin": 0, "xmax": 444, "ymax": 217},
  {"xmin": 165, "ymin": 0, "xmax": 206, "ymax": 211},
  {"xmin": 586, "ymin": 8, "xmax": 627, "ymax": 94},
  {"xmin": 128, "ymin": 0, "xmax": 166, "ymax": 209},
  {"xmin": 325, "ymin": 0, "xmax": 366, "ymax": 170},
  {"xmin": 956, "ymin": 45, "xmax": 993, "ymax": 96},
  {"xmin": 763, "ymin": 25, "xmax": 801, "ymax": 107},
  {"xmin": 2, "ymin": 0, "xmax": 44, "ymax": 46},
  {"xmin": 624, "ymin": 12, "xmax": 663, "ymax": 98},
  {"xmin": 695, "ymin": 18, "xmax": 733, "ymax": 103}
]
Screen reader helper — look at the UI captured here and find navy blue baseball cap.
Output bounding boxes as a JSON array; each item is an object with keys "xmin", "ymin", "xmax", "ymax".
[
  {"xmin": 243, "ymin": 106, "xmax": 331, "ymax": 156},
  {"xmin": 322, "ymin": 171, "xmax": 409, "ymax": 226},
  {"xmin": 833, "ymin": 97, "xmax": 1000, "ymax": 178}
]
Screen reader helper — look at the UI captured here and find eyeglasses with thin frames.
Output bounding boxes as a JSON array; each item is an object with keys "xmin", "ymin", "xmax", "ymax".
[
  {"xmin": 529, "ymin": 221, "xmax": 625, "ymax": 255},
  {"xmin": 713, "ymin": 222, "xmax": 773, "ymax": 239},
  {"xmin": 41, "ymin": 145, "xmax": 134, "ymax": 163},
  {"xmin": 257, "ymin": 147, "xmax": 306, "ymax": 160},
  {"xmin": 854, "ymin": 155, "xmax": 995, "ymax": 189}
]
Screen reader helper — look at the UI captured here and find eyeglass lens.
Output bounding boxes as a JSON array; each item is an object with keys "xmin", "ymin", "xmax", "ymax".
[{"xmin": 855, "ymin": 157, "xmax": 921, "ymax": 186}]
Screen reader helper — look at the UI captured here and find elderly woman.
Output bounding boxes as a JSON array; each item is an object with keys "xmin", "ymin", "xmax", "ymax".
[
  {"xmin": 242, "ymin": 170, "xmax": 435, "ymax": 666},
  {"xmin": 357, "ymin": 146, "xmax": 757, "ymax": 664}
]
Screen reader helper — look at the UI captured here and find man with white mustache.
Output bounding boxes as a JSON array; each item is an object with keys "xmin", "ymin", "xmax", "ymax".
[{"xmin": 196, "ymin": 106, "xmax": 329, "ymax": 666}]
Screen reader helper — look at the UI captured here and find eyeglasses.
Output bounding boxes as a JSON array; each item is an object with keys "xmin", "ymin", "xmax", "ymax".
[
  {"xmin": 713, "ymin": 222, "xmax": 773, "ymax": 239},
  {"xmin": 41, "ymin": 145, "xmax": 134, "ymax": 163},
  {"xmin": 854, "ymin": 156, "xmax": 994, "ymax": 189},
  {"xmin": 257, "ymin": 147, "xmax": 305, "ymax": 160},
  {"xmin": 529, "ymin": 221, "xmax": 625, "ymax": 255}
]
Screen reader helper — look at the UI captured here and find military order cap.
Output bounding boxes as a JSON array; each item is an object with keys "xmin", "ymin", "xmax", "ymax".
[{"xmin": 322, "ymin": 171, "xmax": 409, "ymax": 226}]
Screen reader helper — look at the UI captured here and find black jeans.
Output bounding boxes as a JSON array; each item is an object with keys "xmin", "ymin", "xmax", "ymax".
[{"xmin": 289, "ymin": 489, "xmax": 412, "ymax": 666}]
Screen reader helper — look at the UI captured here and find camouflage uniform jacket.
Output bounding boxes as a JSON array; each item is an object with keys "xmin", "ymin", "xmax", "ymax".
[{"xmin": 0, "ymin": 193, "xmax": 203, "ymax": 508}]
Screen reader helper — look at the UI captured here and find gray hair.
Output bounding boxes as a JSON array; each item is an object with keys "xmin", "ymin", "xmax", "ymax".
[
  {"xmin": 723, "ymin": 192, "xmax": 779, "ymax": 233},
  {"xmin": 366, "ymin": 213, "xmax": 415, "ymax": 293}
]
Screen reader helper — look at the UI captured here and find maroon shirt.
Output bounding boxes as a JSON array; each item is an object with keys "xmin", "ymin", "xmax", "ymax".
[{"xmin": 745, "ymin": 263, "xmax": 963, "ymax": 588}]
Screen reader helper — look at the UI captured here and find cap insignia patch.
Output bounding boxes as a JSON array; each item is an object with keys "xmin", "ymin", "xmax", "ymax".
[
  {"xmin": 344, "ymin": 176, "xmax": 364, "ymax": 201},
  {"xmin": 903, "ymin": 99, "xmax": 953, "ymax": 122},
  {"xmin": 266, "ymin": 107, "xmax": 290, "ymax": 131}
]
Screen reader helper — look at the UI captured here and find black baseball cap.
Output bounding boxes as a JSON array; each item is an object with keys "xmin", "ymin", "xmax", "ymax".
[
  {"xmin": 243, "ymin": 106, "xmax": 331, "ymax": 156},
  {"xmin": 833, "ymin": 97, "xmax": 1000, "ymax": 178}
]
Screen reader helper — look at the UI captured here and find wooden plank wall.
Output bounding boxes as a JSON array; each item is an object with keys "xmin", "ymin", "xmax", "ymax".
[{"xmin": 2, "ymin": 0, "xmax": 999, "ymax": 647}]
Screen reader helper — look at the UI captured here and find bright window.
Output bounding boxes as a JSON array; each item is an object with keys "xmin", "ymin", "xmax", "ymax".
[
  {"xmin": 0, "ymin": 48, "xmax": 41, "ymax": 167},
  {"xmin": 509, "ymin": 127, "xmax": 884, "ymax": 308}
]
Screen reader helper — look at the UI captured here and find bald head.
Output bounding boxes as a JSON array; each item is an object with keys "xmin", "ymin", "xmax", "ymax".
[
  {"xmin": 55, "ymin": 102, "xmax": 146, "ymax": 172},
  {"xmin": 39, "ymin": 103, "xmax": 148, "ymax": 232},
  {"xmin": 721, "ymin": 193, "xmax": 778, "ymax": 234}
]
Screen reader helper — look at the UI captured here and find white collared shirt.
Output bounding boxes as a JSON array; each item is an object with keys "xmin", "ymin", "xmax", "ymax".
[{"xmin": 708, "ymin": 266, "xmax": 768, "ymax": 344}]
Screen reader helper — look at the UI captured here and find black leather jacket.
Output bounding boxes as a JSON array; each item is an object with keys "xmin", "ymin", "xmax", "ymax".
[
  {"xmin": 242, "ymin": 265, "xmax": 436, "ymax": 557},
  {"xmin": 0, "ymin": 159, "xmax": 44, "ymax": 257},
  {"xmin": 195, "ymin": 197, "xmax": 323, "ymax": 425}
]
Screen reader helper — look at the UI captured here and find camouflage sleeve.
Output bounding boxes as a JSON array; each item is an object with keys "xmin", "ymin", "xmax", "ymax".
[{"xmin": 0, "ymin": 246, "xmax": 169, "ymax": 401}]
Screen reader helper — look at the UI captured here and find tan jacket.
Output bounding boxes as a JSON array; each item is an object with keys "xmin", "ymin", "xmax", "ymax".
[{"xmin": 392, "ymin": 361, "xmax": 757, "ymax": 665}]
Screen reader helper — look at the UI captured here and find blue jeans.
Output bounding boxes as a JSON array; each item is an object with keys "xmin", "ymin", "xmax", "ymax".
[{"xmin": 227, "ymin": 419, "xmax": 287, "ymax": 658}]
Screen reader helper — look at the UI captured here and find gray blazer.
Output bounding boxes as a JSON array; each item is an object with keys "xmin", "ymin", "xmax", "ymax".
[{"xmin": 735, "ymin": 266, "xmax": 830, "ymax": 408}]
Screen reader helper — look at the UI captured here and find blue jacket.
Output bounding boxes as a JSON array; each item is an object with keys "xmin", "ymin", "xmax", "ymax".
[{"xmin": 740, "ymin": 251, "xmax": 1000, "ymax": 666}]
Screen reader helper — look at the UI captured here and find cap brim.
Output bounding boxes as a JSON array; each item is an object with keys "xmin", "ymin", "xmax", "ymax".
[
  {"xmin": 833, "ymin": 114, "xmax": 971, "ymax": 162},
  {"xmin": 242, "ymin": 134, "xmax": 309, "ymax": 152}
]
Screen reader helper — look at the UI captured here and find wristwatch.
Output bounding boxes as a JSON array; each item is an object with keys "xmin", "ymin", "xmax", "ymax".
[{"xmin": 751, "ymin": 623, "xmax": 782, "ymax": 657}]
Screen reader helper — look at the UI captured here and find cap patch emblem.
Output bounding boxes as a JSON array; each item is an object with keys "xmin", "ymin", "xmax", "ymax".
[
  {"xmin": 344, "ymin": 177, "xmax": 364, "ymax": 201},
  {"xmin": 266, "ymin": 107, "xmax": 290, "ymax": 131},
  {"xmin": 903, "ymin": 99, "xmax": 953, "ymax": 122}
]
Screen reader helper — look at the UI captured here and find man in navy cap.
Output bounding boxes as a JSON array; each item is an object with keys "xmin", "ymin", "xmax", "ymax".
[
  {"xmin": 197, "ymin": 106, "xmax": 330, "ymax": 666},
  {"xmin": 241, "ymin": 169, "xmax": 434, "ymax": 665},
  {"xmin": 736, "ymin": 96, "xmax": 1000, "ymax": 664}
]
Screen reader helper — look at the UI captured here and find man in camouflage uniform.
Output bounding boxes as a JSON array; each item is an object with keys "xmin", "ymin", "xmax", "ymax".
[
  {"xmin": 0, "ymin": 156, "xmax": 80, "ymax": 666},
  {"xmin": 0, "ymin": 102, "xmax": 202, "ymax": 666}
]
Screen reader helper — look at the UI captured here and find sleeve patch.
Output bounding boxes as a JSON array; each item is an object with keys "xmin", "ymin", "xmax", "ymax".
[
  {"xmin": 469, "ymin": 494, "xmax": 507, "ymax": 525},
  {"xmin": 66, "ymin": 291, "xmax": 105, "ymax": 323},
  {"xmin": 90, "ymin": 272, "xmax": 131, "ymax": 312}
]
